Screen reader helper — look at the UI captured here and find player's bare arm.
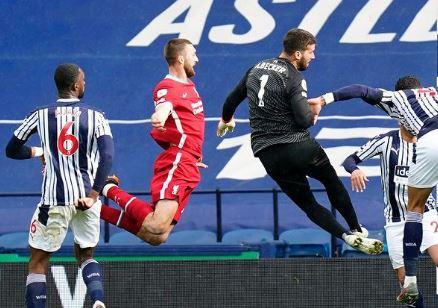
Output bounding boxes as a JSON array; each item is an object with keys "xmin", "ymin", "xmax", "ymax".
[{"xmin": 151, "ymin": 102, "xmax": 172, "ymax": 131}]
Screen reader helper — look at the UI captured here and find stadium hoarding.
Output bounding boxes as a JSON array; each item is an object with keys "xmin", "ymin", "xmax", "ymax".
[{"xmin": 0, "ymin": 257, "xmax": 436, "ymax": 307}]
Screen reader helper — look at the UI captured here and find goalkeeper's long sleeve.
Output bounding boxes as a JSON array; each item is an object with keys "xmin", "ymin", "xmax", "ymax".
[{"xmin": 222, "ymin": 70, "xmax": 250, "ymax": 122}]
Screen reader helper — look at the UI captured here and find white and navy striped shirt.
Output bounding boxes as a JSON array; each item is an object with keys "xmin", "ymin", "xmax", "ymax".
[
  {"xmin": 14, "ymin": 99, "xmax": 112, "ymax": 206},
  {"xmin": 331, "ymin": 86, "xmax": 438, "ymax": 138},
  {"xmin": 375, "ymin": 87, "xmax": 438, "ymax": 137},
  {"xmin": 354, "ymin": 130, "xmax": 436, "ymax": 224}
]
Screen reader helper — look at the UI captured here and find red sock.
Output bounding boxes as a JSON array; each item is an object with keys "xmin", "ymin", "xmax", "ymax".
[
  {"xmin": 100, "ymin": 204, "xmax": 143, "ymax": 235},
  {"xmin": 106, "ymin": 186, "xmax": 154, "ymax": 224}
]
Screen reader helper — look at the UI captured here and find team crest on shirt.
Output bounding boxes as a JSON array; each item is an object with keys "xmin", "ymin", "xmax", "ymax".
[{"xmin": 172, "ymin": 185, "xmax": 179, "ymax": 195}]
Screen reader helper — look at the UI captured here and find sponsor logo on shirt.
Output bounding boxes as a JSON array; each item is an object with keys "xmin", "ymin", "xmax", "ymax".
[
  {"xmin": 394, "ymin": 165, "xmax": 409, "ymax": 185},
  {"xmin": 192, "ymin": 101, "xmax": 204, "ymax": 115},
  {"xmin": 394, "ymin": 165, "xmax": 409, "ymax": 177}
]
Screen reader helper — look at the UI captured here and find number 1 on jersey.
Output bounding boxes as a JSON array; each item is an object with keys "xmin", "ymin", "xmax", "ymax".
[{"xmin": 257, "ymin": 75, "xmax": 269, "ymax": 107}]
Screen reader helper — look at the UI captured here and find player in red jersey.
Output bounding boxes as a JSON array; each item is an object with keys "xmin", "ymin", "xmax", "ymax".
[{"xmin": 99, "ymin": 38, "xmax": 206, "ymax": 245}]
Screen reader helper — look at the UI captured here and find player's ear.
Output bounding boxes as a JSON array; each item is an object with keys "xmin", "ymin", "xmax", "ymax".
[
  {"xmin": 177, "ymin": 54, "xmax": 184, "ymax": 64},
  {"xmin": 294, "ymin": 50, "xmax": 302, "ymax": 59}
]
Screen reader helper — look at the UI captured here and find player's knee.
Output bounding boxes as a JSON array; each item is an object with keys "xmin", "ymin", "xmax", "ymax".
[
  {"xmin": 75, "ymin": 246, "xmax": 95, "ymax": 266},
  {"xmin": 148, "ymin": 219, "xmax": 171, "ymax": 235},
  {"xmin": 145, "ymin": 233, "xmax": 169, "ymax": 246}
]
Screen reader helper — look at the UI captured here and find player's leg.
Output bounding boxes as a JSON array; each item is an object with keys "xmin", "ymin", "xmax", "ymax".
[
  {"xmin": 393, "ymin": 268, "xmax": 424, "ymax": 308},
  {"xmin": 75, "ymin": 246, "xmax": 105, "ymax": 308},
  {"xmin": 258, "ymin": 144, "xmax": 349, "ymax": 239},
  {"xmin": 385, "ymin": 223, "xmax": 424, "ymax": 307},
  {"xmin": 400, "ymin": 130, "xmax": 438, "ymax": 302},
  {"xmin": 101, "ymin": 176, "xmax": 155, "ymax": 234},
  {"xmin": 100, "ymin": 204, "xmax": 144, "ymax": 235},
  {"xmin": 258, "ymin": 142, "xmax": 382, "ymax": 254},
  {"xmin": 26, "ymin": 205, "xmax": 70, "ymax": 307},
  {"xmin": 26, "ymin": 247, "xmax": 50, "ymax": 308},
  {"xmin": 398, "ymin": 187, "xmax": 431, "ymax": 303},
  {"xmin": 139, "ymin": 199, "xmax": 178, "ymax": 235},
  {"xmin": 307, "ymin": 144, "xmax": 362, "ymax": 233},
  {"xmin": 139, "ymin": 224, "xmax": 175, "ymax": 246},
  {"xmin": 71, "ymin": 201, "xmax": 105, "ymax": 308}
]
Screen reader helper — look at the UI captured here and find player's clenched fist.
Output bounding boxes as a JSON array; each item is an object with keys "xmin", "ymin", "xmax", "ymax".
[{"xmin": 217, "ymin": 118, "xmax": 235, "ymax": 137}]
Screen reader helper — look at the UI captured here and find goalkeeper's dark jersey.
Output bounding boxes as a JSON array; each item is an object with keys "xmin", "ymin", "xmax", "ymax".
[{"xmin": 221, "ymin": 57, "xmax": 313, "ymax": 156}]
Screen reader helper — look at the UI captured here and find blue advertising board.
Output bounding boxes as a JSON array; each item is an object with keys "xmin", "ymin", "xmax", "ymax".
[{"xmin": 0, "ymin": 0, "xmax": 436, "ymax": 233}]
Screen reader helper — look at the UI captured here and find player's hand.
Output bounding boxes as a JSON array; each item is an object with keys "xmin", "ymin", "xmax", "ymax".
[
  {"xmin": 196, "ymin": 162, "xmax": 208, "ymax": 169},
  {"xmin": 308, "ymin": 97, "xmax": 324, "ymax": 119},
  {"xmin": 151, "ymin": 112, "xmax": 166, "ymax": 131},
  {"xmin": 217, "ymin": 118, "xmax": 235, "ymax": 137},
  {"xmin": 351, "ymin": 169, "xmax": 369, "ymax": 192},
  {"xmin": 75, "ymin": 197, "xmax": 96, "ymax": 211}
]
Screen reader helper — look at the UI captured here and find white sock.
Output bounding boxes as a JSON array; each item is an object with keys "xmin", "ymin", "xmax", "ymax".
[{"xmin": 404, "ymin": 276, "xmax": 417, "ymax": 287}]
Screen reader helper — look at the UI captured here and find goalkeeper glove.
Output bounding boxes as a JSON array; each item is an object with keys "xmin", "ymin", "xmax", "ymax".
[{"xmin": 217, "ymin": 118, "xmax": 236, "ymax": 137}]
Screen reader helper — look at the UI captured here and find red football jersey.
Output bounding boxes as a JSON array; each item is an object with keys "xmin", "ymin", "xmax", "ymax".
[{"xmin": 151, "ymin": 75, "xmax": 205, "ymax": 158}]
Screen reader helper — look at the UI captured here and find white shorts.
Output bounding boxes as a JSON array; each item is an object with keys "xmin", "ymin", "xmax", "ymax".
[
  {"xmin": 28, "ymin": 200, "xmax": 101, "ymax": 252},
  {"xmin": 408, "ymin": 129, "xmax": 438, "ymax": 188},
  {"xmin": 385, "ymin": 209, "xmax": 438, "ymax": 269}
]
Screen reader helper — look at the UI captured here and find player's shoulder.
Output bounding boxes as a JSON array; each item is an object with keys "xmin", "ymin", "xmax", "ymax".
[
  {"xmin": 153, "ymin": 76, "xmax": 183, "ymax": 97},
  {"xmin": 154, "ymin": 75, "xmax": 189, "ymax": 90},
  {"xmin": 78, "ymin": 103, "xmax": 105, "ymax": 114},
  {"xmin": 377, "ymin": 129, "xmax": 398, "ymax": 139},
  {"xmin": 23, "ymin": 103, "xmax": 59, "ymax": 117}
]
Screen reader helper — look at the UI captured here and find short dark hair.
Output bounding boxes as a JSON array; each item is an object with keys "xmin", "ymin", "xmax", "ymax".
[
  {"xmin": 54, "ymin": 63, "xmax": 81, "ymax": 92},
  {"xmin": 395, "ymin": 75, "xmax": 422, "ymax": 91},
  {"xmin": 164, "ymin": 38, "xmax": 193, "ymax": 65},
  {"xmin": 283, "ymin": 28, "xmax": 316, "ymax": 55}
]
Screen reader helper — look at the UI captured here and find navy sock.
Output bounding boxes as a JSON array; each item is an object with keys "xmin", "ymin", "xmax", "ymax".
[
  {"xmin": 25, "ymin": 273, "xmax": 46, "ymax": 308},
  {"xmin": 81, "ymin": 259, "xmax": 104, "ymax": 304},
  {"xmin": 412, "ymin": 291, "xmax": 424, "ymax": 307},
  {"xmin": 403, "ymin": 212, "xmax": 423, "ymax": 277}
]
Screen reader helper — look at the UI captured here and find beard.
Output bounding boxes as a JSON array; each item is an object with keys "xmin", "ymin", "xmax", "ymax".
[
  {"xmin": 297, "ymin": 58, "xmax": 310, "ymax": 71},
  {"xmin": 184, "ymin": 63, "xmax": 196, "ymax": 78},
  {"xmin": 78, "ymin": 89, "xmax": 85, "ymax": 99}
]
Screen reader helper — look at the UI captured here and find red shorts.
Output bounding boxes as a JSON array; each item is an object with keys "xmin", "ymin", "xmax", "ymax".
[{"xmin": 150, "ymin": 147, "xmax": 201, "ymax": 222}]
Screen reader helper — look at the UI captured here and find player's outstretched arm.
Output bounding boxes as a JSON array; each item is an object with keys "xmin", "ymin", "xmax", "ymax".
[
  {"xmin": 342, "ymin": 154, "xmax": 368, "ymax": 192},
  {"xmin": 309, "ymin": 85, "xmax": 385, "ymax": 119},
  {"xmin": 323, "ymin": 84, "xmax": 384, "ymax": 105},
  {"xmin": 217, "ymin": 71, "xmax": 249, "ymax": 137}
]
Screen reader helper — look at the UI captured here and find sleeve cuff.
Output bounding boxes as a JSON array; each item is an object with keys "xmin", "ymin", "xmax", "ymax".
[{"xmin": 322, "ymin": 93, "xmax": 335, "ymax": 105}]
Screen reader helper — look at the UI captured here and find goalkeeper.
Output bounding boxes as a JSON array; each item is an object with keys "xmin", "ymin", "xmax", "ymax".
[{"xmin": 217, "ymin": 28, "xmax": 383, "ymax": 255}]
